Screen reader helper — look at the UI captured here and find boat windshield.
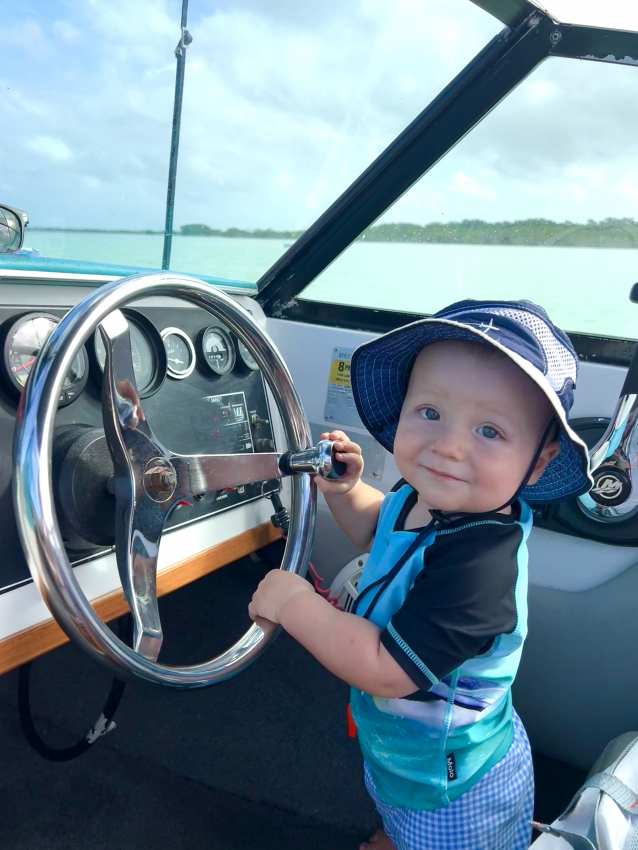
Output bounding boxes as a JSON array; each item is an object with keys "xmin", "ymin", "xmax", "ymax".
[
  {"xmin": 300, "ymin": 52, "xmax": 638, "ymax": 339},
  {"xmin": 5, "ymin": 0, "xmax": 499, "ymax": 282}
]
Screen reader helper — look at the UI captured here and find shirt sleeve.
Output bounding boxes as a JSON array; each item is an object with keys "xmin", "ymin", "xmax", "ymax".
[{"xmin": 380, "ymin": 523, "xmax": 522, "ymax": 692}]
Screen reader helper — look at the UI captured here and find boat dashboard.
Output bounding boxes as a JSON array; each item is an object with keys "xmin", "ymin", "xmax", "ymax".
[{"xmin": 0, "ymin": 273, "xmax": 286, "ymax": 672}]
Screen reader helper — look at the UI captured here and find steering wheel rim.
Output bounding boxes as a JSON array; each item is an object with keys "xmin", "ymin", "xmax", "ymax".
[{"xmin": 13, "ymin": 272, "xmax": 316, "ymax": 688}]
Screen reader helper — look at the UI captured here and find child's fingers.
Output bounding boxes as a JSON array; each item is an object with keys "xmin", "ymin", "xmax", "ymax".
[
  {"xmin": 334, "ymin": 451, "xmax": 364, "ymax": 471},
  {"xmin": 334, "ymin": 442, "xmax": 363, "ymax": 458},
  {"xmin": 321, "ymin": 429, "xmax": 348, "ymax": 442}
]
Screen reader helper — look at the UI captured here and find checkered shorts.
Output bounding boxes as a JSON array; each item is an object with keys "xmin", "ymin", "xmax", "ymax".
[{"xmin": 364, "ymin": 711, "xmax": 534, "ymax": 850}]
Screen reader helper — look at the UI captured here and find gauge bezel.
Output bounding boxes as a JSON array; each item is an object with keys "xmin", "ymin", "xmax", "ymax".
[
  {"xmin": 198, "ymin": 325, "xmax": 236, "ymax": 376},
  {"xmin": 1, "ymin": 311, "xmax": 89, "ymax": 405},
  {"xmin": 236, "ymin": 336, "xmax": 260, "ymax": 371},
  {"xmin": 160, "ymin": 327, "xmax": 196, "ymax": 380},
  {"xmin": 86, "ymin": 308, "xmax": 166, "ymax": 399}
]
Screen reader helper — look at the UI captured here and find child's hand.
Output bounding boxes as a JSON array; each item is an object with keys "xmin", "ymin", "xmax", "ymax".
[
  {"xmin": 317, "ymin": 430, "xmax": 364, "ymax": 495},
  {"xmin": 248, "ymin": 570, "xmax": 314, "ymax": 625}
]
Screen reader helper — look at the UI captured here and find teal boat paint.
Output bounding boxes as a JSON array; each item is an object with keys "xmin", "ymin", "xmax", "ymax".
[{"xmin": 0, "ymin": 255, "xmax": 257, "ymax": 294}]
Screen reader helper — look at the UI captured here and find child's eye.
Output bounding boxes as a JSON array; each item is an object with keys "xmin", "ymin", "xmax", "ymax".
[
  {"xmin": 478, "ymin": 425, "xmax": 500, "ymax": 440},
  {"xmin": 418, "ymin": 407, "xmax": 440, "ymax": 421}
]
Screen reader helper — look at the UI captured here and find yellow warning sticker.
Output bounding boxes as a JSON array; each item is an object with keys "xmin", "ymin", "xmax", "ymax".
[
  {"xmin": 328, "ymin": 357, "xmax": 351, "ymax": 387},
  {"xmin": 324, "ymin": 347, "xmax": 361, "ymax": 427}
]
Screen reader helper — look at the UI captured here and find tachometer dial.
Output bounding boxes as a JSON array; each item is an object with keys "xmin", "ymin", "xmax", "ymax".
[
  {"xmin": 2, "ymin": 312, "xmax": 88, "ymax": 405},
  {"xmin": 161, "ymin": 328, "xmax": 196, "ymax": 379},
  {"xmin": 199, "ymin": 326, "xmax": 236, "ymax": 376},
  {"xmin": 89, "ymin": 310, "xmax": 165, "ymax": 399},
  {"xmin": 237, "ymin": 339, "xmax": 259, "ymax": 371}
]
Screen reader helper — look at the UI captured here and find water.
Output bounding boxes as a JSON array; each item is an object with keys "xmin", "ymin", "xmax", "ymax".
[{"xmin": 26, "ymin": 231, "xmax": 638, "ymax": 338}]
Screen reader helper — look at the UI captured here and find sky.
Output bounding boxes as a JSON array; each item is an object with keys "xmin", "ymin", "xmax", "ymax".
[{"xmin": 4, "ymin": 0, "xmax": 638, "ymax": 231}]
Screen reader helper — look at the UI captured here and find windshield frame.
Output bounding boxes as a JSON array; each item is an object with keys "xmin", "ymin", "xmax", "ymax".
[{"xmin": 256, "ymin": 1, "xmax": 638, "ymax": 365}]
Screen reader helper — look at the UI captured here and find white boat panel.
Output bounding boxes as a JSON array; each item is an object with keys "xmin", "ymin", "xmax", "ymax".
[{"xmin": 0, "ymin": 493, "xmax": 277, "ymax": 642}]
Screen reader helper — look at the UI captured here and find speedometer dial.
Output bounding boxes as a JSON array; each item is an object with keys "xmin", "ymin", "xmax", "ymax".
[
  {"xmin": 8, "ymin": 315, "xmax": 56, "ymax": 388},
  {"xmin": 2, "ymin": 312, "xmax": 88, "ymax": 405}
]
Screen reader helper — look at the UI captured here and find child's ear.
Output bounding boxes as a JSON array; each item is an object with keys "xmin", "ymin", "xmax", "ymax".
[{"xmin": 527, "ymin": 439, "xmax": 560, "ymax": 486}]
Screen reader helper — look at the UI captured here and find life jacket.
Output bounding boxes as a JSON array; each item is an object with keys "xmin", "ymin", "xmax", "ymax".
[{"xmin": 350, "ymin": 484, "xmax": 533, "ymax": 810}]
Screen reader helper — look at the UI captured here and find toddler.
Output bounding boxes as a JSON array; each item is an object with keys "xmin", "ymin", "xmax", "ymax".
[{"xmin": 248, "ymin": 299, "xmax": 591, "ymax": 850}]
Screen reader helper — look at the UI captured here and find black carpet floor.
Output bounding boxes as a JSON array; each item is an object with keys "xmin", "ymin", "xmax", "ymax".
[{"xmin": 0, "ymin": 545, "xmax": 585, "ymax": 848}]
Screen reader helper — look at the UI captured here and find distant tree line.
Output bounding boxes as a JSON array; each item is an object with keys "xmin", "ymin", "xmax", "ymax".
[
  {"xmin": 182, "ymin": 218, "xmax": 638, "ymax": 248},
  {"xmin": 179, "ymin": 224, "xmax": 303, "ymax": 239},
  {"xmin": 30, "ymin": 218, "xmax": 638, "ymax": 248}
]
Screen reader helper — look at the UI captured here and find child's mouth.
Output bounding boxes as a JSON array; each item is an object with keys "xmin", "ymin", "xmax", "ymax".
[{"xmin": 424, "ymin": 466, "xmax": 465, "ymax": 483}]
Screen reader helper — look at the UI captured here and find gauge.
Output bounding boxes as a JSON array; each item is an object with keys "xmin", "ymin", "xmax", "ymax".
[
  {"xmin": 94, "ymin": 324, "xmax": 153, "ymax": 389},
  {"xmin": 237, "ymin": 339, "xmax": 259, "ymax": 371},
  {"xmin": 198, "ymin": 326, "xmax": 235, "ymax": 376},
  {"xmin": 2, "ymin": 312, "xmax": 88, "ymax": 405},
  {"xmin": 89, "ymin": 310, "xmax": 166, "ymax": 398},
  {"xmin": 161, "ymin": 327, "xmax": 196, "ymax": 379}
]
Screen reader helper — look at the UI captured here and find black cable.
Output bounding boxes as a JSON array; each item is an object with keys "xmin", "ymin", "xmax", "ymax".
[
  {"xmin": 265, "ymin": 490, "xmax": 290, "ymax": 534},
  {"xmin": 18, "ymin": 614, "xmax": 131, "ymax": 762}
]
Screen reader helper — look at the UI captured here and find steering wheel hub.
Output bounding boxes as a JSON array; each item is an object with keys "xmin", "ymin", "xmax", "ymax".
[{"xmin": 144, "ymin": 458, "xmax": 177, "ymax": 502}]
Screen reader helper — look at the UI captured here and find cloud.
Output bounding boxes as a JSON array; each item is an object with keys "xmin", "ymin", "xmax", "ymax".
[
  {"xmin": 5, "ymin": 0, "xmax": 638, "ymax": 233},
  {"xmin": 548, "ymin": 0, "xmax": 638, "ymax": 31},
  {"xmin": 449, "ymin": 172, "xmax": 498, "ymax": 201},
  {"xmin": 25, "ymin": 135, "xmax": 73, "ymax": 162}
]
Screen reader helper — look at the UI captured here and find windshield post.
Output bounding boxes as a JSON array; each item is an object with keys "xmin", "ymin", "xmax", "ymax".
[{"xmin": 161, "ymin": 0, "xmax": 193, "ymax": 271}]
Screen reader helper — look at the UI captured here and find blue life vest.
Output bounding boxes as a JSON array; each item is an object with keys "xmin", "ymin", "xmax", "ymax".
[{"xmin": 350, "ymin": 485, "xmax": 533, "ymax": 810}]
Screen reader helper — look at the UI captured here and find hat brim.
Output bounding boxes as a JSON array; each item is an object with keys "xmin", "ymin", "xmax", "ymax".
[{"xmin": 350, "ymin": 318, "xmax": 593, "ymax": 503}]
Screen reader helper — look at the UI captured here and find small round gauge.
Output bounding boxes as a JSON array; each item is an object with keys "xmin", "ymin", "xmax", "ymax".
[
  {"xmin": 2, "ymin": 312, "xmax": 88, "ymax": 405},
  {"xmin": 237, "ymin": 339, "xmax": 259, "ymax": 371},
  {"xmin": 199, "ymin": 326, "xmax": 235, "ymax": 376},
  {"xmin": 161, "ymin": 327, "xmax": 196, "ymax": 379}
]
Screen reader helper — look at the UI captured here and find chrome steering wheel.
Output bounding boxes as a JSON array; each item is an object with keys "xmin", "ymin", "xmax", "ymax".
[{"xmin": 13, "ymin": 273, "xmax": 318, "ymax": 688}]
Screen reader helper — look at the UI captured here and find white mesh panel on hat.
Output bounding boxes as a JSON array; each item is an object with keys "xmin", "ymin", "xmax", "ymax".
[{"xmin": 449, "ymin": 305, "xmax": 577, "ymax": 394}]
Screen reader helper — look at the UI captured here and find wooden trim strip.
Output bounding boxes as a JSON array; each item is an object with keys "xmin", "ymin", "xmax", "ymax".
[{"xmin": 0, "ymin": 522, "xmax": 281, "ymax": 677}]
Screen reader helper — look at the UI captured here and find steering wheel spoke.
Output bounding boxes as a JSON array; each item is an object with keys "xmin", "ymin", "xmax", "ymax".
[
  {"xmin": 118, "ymin": 502, "xmax": 165, "ymax": 661},
  {"xmin": 172, "ymin": 451, "xmax": 282, "ymax": 496}
]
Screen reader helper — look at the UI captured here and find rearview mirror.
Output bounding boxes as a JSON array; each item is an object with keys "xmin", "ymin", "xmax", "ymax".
[{"xmin": 0, "ymin": 204, "xmax": 29, "ymax": 254}]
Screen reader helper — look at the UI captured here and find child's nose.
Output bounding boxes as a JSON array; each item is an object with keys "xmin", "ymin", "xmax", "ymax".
[{"xmin": 430, "ymin": 425, "xmax": 468, "ymax": 461}]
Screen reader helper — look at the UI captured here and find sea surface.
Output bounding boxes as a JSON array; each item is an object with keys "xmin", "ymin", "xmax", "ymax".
[{"xmin": 26, "ymin": 231, "xmax": 638, "ymax": 339}]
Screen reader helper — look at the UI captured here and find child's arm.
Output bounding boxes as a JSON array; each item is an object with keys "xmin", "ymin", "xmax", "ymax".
[
  {"xmin": 248, "ymin": 571, "xmax": 418, "ymax": 699},
  {"xmin": 317, "ymin": 430, "xmax": 384, "ymax": 551}
]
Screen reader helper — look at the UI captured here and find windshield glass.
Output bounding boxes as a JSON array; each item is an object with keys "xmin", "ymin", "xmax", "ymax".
[
  {"xmin": 300, "ymin": 55, "xmax": 638, "ymax": 338},
  {"xmin": 5, "ymin": 0, "xmax": 499, "ymax": 282}
]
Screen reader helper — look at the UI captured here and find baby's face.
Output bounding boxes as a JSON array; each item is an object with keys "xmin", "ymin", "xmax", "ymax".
[{"xmin": 394, "ymin": 340, "xmax": 557, "ymax": 513}]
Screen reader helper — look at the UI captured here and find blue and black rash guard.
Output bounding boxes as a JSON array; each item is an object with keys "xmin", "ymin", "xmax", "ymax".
[{"xmin": 350, "ymin": 482, "xmax": 532, "ymax": 811}]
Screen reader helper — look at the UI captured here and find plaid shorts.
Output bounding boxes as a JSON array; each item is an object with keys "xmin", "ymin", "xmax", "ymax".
[{"xmin": 364, "ymin": 711, "xmax": 534, "ymax": 850}]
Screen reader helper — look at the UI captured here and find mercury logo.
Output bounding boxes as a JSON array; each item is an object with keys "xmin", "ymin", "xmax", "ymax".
[
  {"xmin": 592, "ymin": 475, "xmax": 624, "ymax": 500},
  {"xmin": 590, "ymin": 468, "xmax": 631, "ymax": 507}
]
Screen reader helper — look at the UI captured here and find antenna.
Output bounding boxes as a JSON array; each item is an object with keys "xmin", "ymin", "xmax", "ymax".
[{"xmin": 161, "ymin": 0, "xmax": 192, "ymax": 270}]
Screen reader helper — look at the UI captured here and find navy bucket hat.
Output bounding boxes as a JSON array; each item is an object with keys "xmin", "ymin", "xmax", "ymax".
[{"xmin": 350, "ymin": 299, "xmax": 593, "ymax": 503}]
